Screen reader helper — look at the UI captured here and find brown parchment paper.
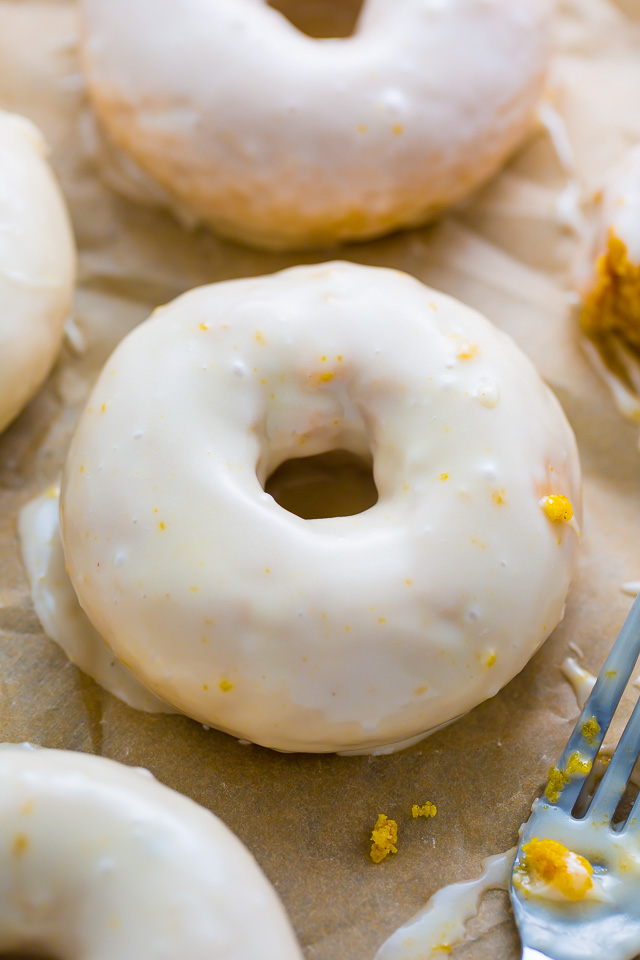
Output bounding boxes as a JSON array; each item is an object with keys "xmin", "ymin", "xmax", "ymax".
[{"xmin": 1, "ymin": 1, "xmax": 640, "ymax": 957}]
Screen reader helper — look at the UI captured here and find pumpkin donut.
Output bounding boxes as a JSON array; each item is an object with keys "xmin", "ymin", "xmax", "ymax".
[
  {"xmin": 0, "ymin": 111, "xmax": 75, "ymax": 433},
  {"xmin": 58, "ymin": 262, "xmax": 581, "ymax": 753},
  {"xmin": 79, "ymin": 0, "xmax": 553, "ymax": 249},
  {"xmin": 0, "ymin": 743, "xmax": 302, "ymax": 959}
]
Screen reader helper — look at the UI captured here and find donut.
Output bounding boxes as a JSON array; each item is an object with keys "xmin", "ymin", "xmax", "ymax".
[
  {"xmin": 57, "ymin": 262, "xmax": 581, "ymax": 753},
  {"xmin": 0, "ymin": 743, "xmax": 302, "ymax": 959},
  {"xmin": 78, "ymin": 0, "xmax": 553, "ymax": 250},
  {"xmin": 578, "ymin": 145, "xmax": 640, "ymax": 354},
  {"xmin": 0, "ymin": 110, "xmax": 76, "ymax": 433},
  {"xmin": 576, "ymin": 145, "xmax": 640, "ymax": 429}
]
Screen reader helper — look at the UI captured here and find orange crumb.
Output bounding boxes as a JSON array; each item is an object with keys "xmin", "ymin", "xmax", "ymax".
[
  {"xmin": 370, "ymin": 814, "xmax": 398, "ymax": 864},
  {"xmin": 520, "ymin": 837, "xmax": 593, "ymax": 901},
  {"xmin": 412, "ymin": 801, "xmax": 437, "ymax": 819}
]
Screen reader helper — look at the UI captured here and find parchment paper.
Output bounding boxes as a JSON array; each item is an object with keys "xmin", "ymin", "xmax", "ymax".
[{"xmin": 1, "ymin": 1, "xmax": 640, "ymax": 957}]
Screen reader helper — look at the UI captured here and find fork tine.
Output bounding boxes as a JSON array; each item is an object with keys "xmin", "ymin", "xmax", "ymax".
[
  {"xmin": 589, "ymin": 690, "xmax": 640, "ymax": 820},
  {"xmin": 623, "ymin": 756, "xmax": 640, "ymax": 832},
  {"xmin": 552, "ymin": 593, "xmax": 640, "ymax": 812}
]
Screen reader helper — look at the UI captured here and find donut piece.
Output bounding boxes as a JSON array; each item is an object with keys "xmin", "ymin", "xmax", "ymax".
[
  {"xmin": 0, "ymin": 743, "xmax": 302, "ymax": 959},
  {"xmin": 578, "ymin": 145, "xmax": 640, "ymax": 354},
  {"xmin": 60, "ymin": 262, "xmax": 581, "ymax": 753},
  {"xmin": 575, "ymin": 146, "xmax": 640, "ymax": 431},
  {"xmin": 0, "ymin": 110, "xmax": 76, "ymax": 433},
  {"xmin": 79, "ymin": 0, "xmax": 553, "ymax": 250}
]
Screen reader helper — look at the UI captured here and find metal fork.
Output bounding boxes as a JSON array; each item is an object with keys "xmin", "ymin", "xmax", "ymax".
[{"xmin": 511, "ymin": 593, "xmax": 640, "ymax": 960}]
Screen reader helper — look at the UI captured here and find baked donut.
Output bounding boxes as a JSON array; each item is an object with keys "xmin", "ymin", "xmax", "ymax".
[
  {"xmin": 79, "ymin": 0, "xmax": 553, "ymax": 250},
  {"xmin": 578, "ymin": 145, "xmax": 640, "ymax": 353},
  {"xmin": 58, "ymin": 262, "xmax": 581, "ymax": 753},
  {"xmin": 0, "ymin": 110, "xmax": 75, "ymax": 433},
  {"xmin": 0, "ymin": 743, "xmax": 302, "ymax": 959},
  {"xmin": 576, "ymin": 145, "xmax": 640, "ymax": 428}
]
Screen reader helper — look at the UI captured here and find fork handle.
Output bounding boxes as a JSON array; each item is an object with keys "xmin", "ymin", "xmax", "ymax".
[{"xmin": 522, "ymin": 948, "xmax": 554, "ymax": 960}]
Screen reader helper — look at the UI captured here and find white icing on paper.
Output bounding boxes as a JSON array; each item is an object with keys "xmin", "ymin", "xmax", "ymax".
[
  {"xmin": 374, "ymin": 848, "xmax": 515, "ymax": 959},
  {"xmin": 622, "ymin": 581, "xmax": 640, "ymax": 597},
  {"xmin": 561, "ymin": 657, "xmax": 597, "ymax": 709}
]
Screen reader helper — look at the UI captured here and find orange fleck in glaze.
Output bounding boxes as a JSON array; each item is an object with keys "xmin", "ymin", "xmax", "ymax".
[
  {"xmin": 12, "ymin": 833, "xmax": 29, "ymax": 858},
  {"xmin": 541, "ymin": 495, "xmax": 573, "ymax": 523}
]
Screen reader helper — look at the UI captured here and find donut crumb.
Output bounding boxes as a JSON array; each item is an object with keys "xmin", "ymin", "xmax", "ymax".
[
  {"xmin": 545, "ymin": 765, "xmax": 570, "ymax": 802},
  {"xmin": 370, "ymin": 814, "xmax": 398, "ymax": 863},
  {"xmin": 412, "ymin": 801, "xmax": 437, "ymax": 819},
  {"xmin": 565, "ymin": 751, "xmax": 591, "ymax": 776},
  {"xmin": 519, "ymin": 837, "xmax": 593, "ymax": 901},
  {"xmin": 582, "ymin": 717, "xmax": 600, "ymax": 744}
]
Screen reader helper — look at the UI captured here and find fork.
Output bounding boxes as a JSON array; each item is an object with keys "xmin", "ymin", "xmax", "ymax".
[{"xmin": 511, "ymin": 593, "xmax": 640, "ymax": 960}]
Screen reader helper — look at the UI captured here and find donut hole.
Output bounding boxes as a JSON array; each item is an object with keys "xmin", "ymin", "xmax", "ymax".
[
  {"xmin": 266, "ymin": 0, "xmax": 364, "ymax": 38},
  {"xmin": 264, "ymin": 448, "xmax": 378, "ymax": 519}
]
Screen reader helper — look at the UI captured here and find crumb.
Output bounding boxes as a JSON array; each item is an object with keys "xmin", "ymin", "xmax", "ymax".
[
  {"xmin": 565, "ymin": 751, "xmax": 592, "ymax": 776},
  {"xmin": 581, "ymin": 716, "xmax": 600, "ymax": 745},
  {"xmin": 370, "ymin": 814, "xmax": 398, "ymax": 863},
  {"xmin": 520, "ymin": 837, "xmax": 593, "ymax": 901},
  {"xmin": 412, "ymin": 801, "xmax": 437, "ymax": 819},
  {"xmin": 545, "ymin": 765, "xmax": 569, "ymax": 802}
]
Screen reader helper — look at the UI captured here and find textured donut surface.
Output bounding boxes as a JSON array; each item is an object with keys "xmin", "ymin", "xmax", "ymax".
[
  {"xmin": 0, "ymin": 110, "xmax": 75, "ymax": 433},
  {"xmin": 61, "ymin": 262, "xmax": 581, "ymax": 753},
  {"xmin": 79, "ymin": 0, "xmax": 552, "ymax": 249},
  {"xmin": 578, "ymin": 145, "xmax": 640, "ymax": 352},
  {"xmin": 0, "ymin": 744, "xmax": 302, "ymax": 959}
]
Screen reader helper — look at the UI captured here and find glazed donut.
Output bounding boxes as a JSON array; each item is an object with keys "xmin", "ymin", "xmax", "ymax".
[
  {"xmin": 79, "ymin": 0, "xmax": 553, "ymax": 250},
  {"xmin": 0, "ymin": 743, "xmax": 302, "ymax": 959},
  {"xmin": 0, "ymin": 110, "xmax": 75, "ymax": 433},
  {"xmin": 578, "ymin": 145, "xmax": 640, "ymax": 354},
  {"xmin": 60, "ymin": 262, "xmax": 581, "ymax": 753}
]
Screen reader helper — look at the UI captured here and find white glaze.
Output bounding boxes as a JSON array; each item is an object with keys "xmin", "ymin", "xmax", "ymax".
[
  {"xmin": 17, "ymin": 486, "xmax": 458, "ymax": 746},
  {"xmin": 561, "ymin": 657, "xmax": 597, "ymax": 709},
  {"xmin": 374, "ymin": 847, "xmax": 515, "ymax": 959},
  {"xmin": 0, "ymin": 110, "xmax": 76, "ymax": 432},
  {"xmin": 18, "ymin": 486, "xmax": 176, "ymax": 714},
  {"xmin": 0, "ymin": 743, "xmax": 302, "ymax": 959},
  {"xmin": 79, "ymin": 0, "xmax": 553, "ymax": 249},
  {"xmin": 622, "ymin": 581, "xmax": 640, "ymax": 597},
  {"xmin": 60, "ymin": 262, "xmax": 581, "ymax": 753}
]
